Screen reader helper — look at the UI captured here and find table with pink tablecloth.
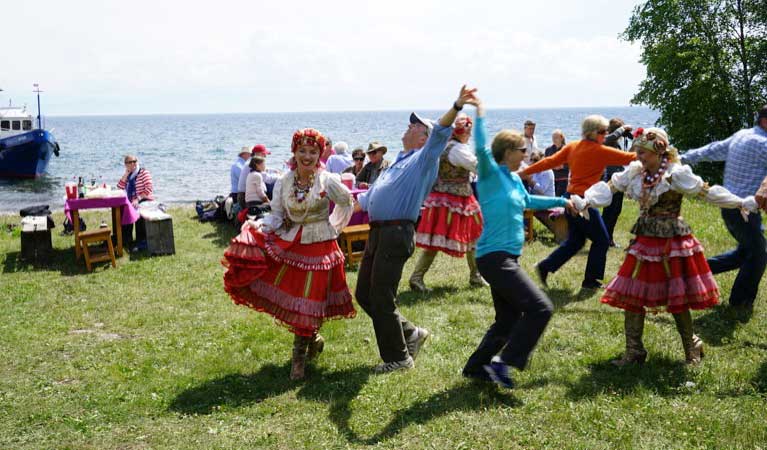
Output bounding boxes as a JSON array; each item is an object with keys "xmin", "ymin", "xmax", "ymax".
[
  {"xmin": 65, "ymin": 195, "xmax": 139, "ymax": 258},
  {"xmin": 348, "ymin": 188, "xmax": 369, "ymax": 226}
]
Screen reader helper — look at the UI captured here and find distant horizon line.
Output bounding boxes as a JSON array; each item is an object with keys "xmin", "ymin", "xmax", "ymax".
[{"xmin": 46, "ymin": 104, "xmax": 653, "ymax": 118}]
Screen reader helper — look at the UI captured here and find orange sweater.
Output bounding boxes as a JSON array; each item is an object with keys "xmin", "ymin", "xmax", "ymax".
[{"xmin": 521, "ymin": 140, "xmax": 636, "ymax": 195}]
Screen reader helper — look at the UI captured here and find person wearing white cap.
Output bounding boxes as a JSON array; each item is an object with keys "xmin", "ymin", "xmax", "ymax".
[
  {"xmin": 230, "ymin": 147, "xmax": 251, "ymax": 200},
  {"xmin": 355, "ymin": 85, "xmax": 478, "ymax": 374}
]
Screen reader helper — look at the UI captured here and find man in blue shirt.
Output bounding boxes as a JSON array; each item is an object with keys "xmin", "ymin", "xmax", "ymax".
[
  {"xmin": 680, "ymin": 105, "xmax": 767, "ymax": 314},
  {"xmin": 230, "ymin": 147, "xmax": 251, "ymax": 200},
  {"xmin": 355, "ymin": 85, "xmax": 478, "ymax": 374}
]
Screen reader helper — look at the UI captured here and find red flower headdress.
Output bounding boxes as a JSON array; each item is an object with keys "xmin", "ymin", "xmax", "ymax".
[
  {"xmin": 291, "ymin": 128, "xmax": 326, "ymax": 153},
  {"xmin": 452, "ymin": 114, "xmax": 473, "ymax": 137}
]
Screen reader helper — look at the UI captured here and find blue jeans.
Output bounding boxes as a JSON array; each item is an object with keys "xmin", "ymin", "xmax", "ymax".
[
  {"xmin": 538, "ymin": 194, "xmax": 610, "ymax": 285},
  {"xmin": 707, "ymin": 209, "xmax": 767, "ymax": 306}
]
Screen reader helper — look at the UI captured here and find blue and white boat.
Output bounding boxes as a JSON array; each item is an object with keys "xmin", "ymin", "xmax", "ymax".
[{"xmin": 0, "ymin": 86, "xmax": 60, "ymax": 178}]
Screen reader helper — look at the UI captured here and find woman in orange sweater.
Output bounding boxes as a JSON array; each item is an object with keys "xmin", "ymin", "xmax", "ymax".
[{"xmin": 521, "ymin": 115, "xmax": 636, "ymax": 289}]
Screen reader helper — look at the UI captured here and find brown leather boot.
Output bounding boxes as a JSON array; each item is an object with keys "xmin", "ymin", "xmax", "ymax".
[
  {"xmin": 673, "ymin": 310, "xmax": 704, "ymax": 365},
  {"xmin": 611, "ymin": 311, "xmax": 648, "ymax": 366},
  {"xmin": 409, "ymin": 250, "xmax": 437, "ymax": 292},
  {"xmin": 307, "ymin": 333, "xmax": 325, "ymax": 361},
  {"xmin": 290, "ymin": 335, "xmax": 310, "ymax": 380},
  {"xmin": 467, "ymin": 250, "xmax": 488, "ymax": 287}
]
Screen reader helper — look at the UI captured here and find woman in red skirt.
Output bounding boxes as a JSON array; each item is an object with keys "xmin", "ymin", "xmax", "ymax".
[
  {"xmin": 573, "ymin": 128, "xmax": 757, "ymax": 365},
  {"xmin": 409, "ymin": 114, "xmax": 485, "ymax": 291},
  {"xmin": 222, "ymin": 128, "xmax": 356, "ymax": 380}
]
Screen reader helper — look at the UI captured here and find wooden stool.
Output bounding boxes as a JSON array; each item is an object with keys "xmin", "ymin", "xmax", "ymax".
[
  {"xmin": 523, "ymin": 209, "xmax": 534, "ymax": 242},
  {"xmin": 340, "ymin": 224, "xmax": 370, "ymax": 267},
  {"xmin": 78, "ymin": 228, "xmax": 117, "ymax": 272}
]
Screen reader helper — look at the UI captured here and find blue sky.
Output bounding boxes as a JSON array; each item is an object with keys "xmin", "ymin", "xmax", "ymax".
[{"xmin": 2, "ymin": 0, "xmax": 646, "ymax": 115}]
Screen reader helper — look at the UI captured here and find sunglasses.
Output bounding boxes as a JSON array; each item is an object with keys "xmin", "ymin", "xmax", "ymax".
[
  {"xmin": 125, "ymin": 160, "xmax": 138, "ymax": 164},
  {"xmin": 597, "ymin": 129, "xmax": 608, "ymax": 135},
  {"xmin": 353, "ymin": 157, "xmax": 365, "ymax": 161}
]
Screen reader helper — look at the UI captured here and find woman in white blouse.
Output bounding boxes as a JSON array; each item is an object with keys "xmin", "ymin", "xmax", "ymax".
[
  {"xmin": 244, "ymin": 156, "xmax": 270, "ymax": 218},
  {"xmin": 222, "ymin": 128, "xmax": 356, "ymax": 380},
  {"xmin": 574, "ymin": 128, "xmax": 757, "ymax": 366}
]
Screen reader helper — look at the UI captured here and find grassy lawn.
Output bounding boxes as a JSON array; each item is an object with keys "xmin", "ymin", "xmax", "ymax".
[{"xmin": 1, "ymin": 200, "xmax": 765, "ymax": 449}]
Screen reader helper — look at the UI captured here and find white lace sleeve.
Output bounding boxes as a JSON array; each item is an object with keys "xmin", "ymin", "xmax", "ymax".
[
  {"xmin": 610, "ymin": 161, "xmax": 642, "ymax": 192},
  {"xmin": 260, "ymin": 178, "xmax": 284, "ymax": 233},
  {"xmin": 325, "ymin": 173, "xmax": 354, "ymax": 233},
  {"xmin": 668, "ymin": 164, "xmax": 706, "ymax": 195},
  {"xmin": 447, "ymin": 142, "xmax": 478, "ymax": 172},
  {"xmin": 582, "ymin": 181, "xmax": 614, "ymax": 208}
]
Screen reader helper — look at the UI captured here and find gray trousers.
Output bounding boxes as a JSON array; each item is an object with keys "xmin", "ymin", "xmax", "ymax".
[{"xmin": 355, "ymin": 222, "xmax": 418, "ymax": 363}]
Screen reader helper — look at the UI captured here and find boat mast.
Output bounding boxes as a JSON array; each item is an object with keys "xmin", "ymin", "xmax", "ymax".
[{"xmin": 33, "ymin": 83, "xmax": 43, "ymax": 129}]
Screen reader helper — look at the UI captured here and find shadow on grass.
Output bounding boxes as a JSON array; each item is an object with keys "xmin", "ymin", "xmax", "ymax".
[
  {"xmin": 359, "ymin": 381, "xmax": 521, "ymax": 445},
  {"xmin": 693, "ymin": 305, "xmax": 744, "ymax": 346},
  {"xmin": 753, "ymin": 358, "xmax": 767, "ymax": 393},
  {"xmin": 1, "ymin": 248, "xmax": 111, "ymax": 276},
  {"xmin": 565, "ymin": 357, "xmax": 689, "ymax": 400},
  {"xmin": 546, "ymin": 287, "xmax": 600, "ymax": 309},
  {"xmin": 398, "ymin": 285, "xmax": 460, "ymax": 305},
  {"xmin": 169, "ymin": 363, "xmax": 373, "ymax": 442},
  {"xmin": 200, "ymin": 220, "xmax": 239, "ymax": 248}
]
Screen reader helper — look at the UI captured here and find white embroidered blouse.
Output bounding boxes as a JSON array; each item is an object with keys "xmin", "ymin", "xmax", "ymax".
[{"xmin": 260, "ymin": 170, "xmax": 354, "ymax": 244}]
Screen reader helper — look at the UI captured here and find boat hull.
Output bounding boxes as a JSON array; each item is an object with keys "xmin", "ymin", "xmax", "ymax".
[{"xmin": 0, "ymin": 130, "xmax": 58, "ymax": 178}]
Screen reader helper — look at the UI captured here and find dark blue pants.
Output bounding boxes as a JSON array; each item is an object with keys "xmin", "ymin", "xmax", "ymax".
[
  {"xmin": 601, "ymin": 191, "xmax": 624, "ymax": 242},
  {"xmin": 538, "ymin": 194, "xmax": 610, "ymax": 285},
  {"xmin": 707, "ymin": 209, "xmax": 767, "ymax": 307},
  {"xmin": 463, "ymin": 252, "xmax": 553, "ymax": 373}
]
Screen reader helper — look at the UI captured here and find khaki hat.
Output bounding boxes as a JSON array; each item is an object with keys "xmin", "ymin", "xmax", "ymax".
[
  {"xmin": 238, "ymin": 146, "xmax": 251, "ymax": 157},
  {"xmin": 366, "ymin": 142, "xmax": 387, "ymax": 154}
]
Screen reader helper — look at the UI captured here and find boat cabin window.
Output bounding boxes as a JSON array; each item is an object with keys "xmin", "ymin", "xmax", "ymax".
[
  {"xmin": 12, "ymin": 121, "xmax": 21, "ymax": 130},
  {"xmin": 0, "ymin": 120, "xmax": 9, "ymax": 131},
  {"xmin": 23, "ymin": 120, "xmax": 32, "ymax": 130}
]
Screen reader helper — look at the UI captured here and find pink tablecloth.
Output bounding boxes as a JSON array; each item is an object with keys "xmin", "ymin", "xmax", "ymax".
[
  {"xmin": 64, "ymin": 195, "xmax": 139, "ymax": 225},
  {"xmin": 329, "ymin": 188, "xmax": 369, "ymax": 226}
]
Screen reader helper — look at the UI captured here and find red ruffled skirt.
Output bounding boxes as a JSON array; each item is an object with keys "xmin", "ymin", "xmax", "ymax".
[
  {"xmin": 415, "ymin": 192, "xmax": 483, "ymax": 257},
  {"xmin": 222, "ymin": 226, "xmax": 356, "ymax": 336},
  {"xmin": 601, "ymin": 234, "xmax": 719, "ymax": 314}
]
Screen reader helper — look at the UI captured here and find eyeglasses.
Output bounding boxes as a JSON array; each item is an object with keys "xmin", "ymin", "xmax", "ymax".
[
  {"xmin": 597, "ymin": 129, "xmax": 608, "ymax": 135},
  {"xmin": 353, "ymin": 157, "xmax": 365, "ymax": 161},
  {"xmin": 125, "ymin": 160, "xmax": 138, "ymax": 164}
]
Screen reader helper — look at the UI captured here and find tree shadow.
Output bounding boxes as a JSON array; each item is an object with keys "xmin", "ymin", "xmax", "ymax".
[
  {"xmin": 359, "ymin": 381, "xmax": 521, "ymax": 445},
  {"xmin": 753, "ymin": 358, "xmax": 767, "ymax": 393},
  {"xmin": 565, "ymin": 357, "xmax": 690, "ymax": 401},
  {"xmin": 693, "ymin": 305, "xmax": 743, "ymax": 346}
]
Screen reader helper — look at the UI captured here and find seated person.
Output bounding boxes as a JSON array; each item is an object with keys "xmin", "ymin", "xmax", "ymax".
[
  {"xmin": 528, "ymin": 151, "xmax": 555, "ymax": 196},
  {"xmin": 356, "ymin": 142, "xmax": 389, "ymax": 189},
  {"xmin": 326, "ymin": 141, "xmax": 354, "ymax": 173},
  {"xmin": 244, "ymin": 156, "xmax": 271, "ymax": 219},
  {"xmin": 116, "ymin": 154, "xmax": 154, "ymax": 251},
  {"xmin": 343, "ymin": 148, "xmax": 366, "ymax": 177}
]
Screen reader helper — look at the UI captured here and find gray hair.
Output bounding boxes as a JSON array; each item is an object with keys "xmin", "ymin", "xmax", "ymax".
[
  {"xmin": 581, "ymin": 115, "xmax": 609, "ymax": 140},
  {"xmin": 333, "ymin": 141, "xmax": 349, "ymax": 154}
]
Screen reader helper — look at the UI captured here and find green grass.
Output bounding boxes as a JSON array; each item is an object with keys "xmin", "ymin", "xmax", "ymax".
[{"xmin": 1, "ymin": 201, "xmax": 765, "ymax": 449}]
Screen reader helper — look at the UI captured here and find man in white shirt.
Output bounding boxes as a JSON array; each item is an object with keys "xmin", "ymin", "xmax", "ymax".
[{"xmin": 523, "ymin": 119, "xmax": 537, "ymax": 164}]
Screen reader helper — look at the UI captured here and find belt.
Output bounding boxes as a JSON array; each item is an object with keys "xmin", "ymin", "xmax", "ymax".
[{"xmin": 368, "ymin": 219, "xmax": 415, "ymax": 229}]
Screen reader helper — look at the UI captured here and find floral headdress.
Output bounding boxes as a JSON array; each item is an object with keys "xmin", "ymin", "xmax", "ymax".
[
  {"xmin": 291, "ymin": 128, "xmax": 326, "ymax": 153},
  {"xmin": 452, "ymin": 114, "xmax": 473, "ymax": 138},
  {"xmin": 632, "ymin": 127, "xmax": 679, "ymax": 163}
]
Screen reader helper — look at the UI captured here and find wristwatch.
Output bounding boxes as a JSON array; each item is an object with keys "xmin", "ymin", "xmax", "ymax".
[{"xmin": 453, "ymin": 101, "xmax": 463, "ymax": 112}]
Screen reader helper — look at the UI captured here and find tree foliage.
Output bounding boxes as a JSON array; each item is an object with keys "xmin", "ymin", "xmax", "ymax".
[{"xmin": 623, "ymin": 0, "xmax": 767, "ymax": 183}]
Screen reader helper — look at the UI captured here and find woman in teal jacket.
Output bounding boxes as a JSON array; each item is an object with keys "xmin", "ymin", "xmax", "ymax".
[{"xmin": 462, "ymin": 99, "xmax": 574, "ymax": 388}]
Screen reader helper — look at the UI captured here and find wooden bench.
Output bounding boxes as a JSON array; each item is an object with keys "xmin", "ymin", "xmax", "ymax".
[
  {"xmin": 340, "ymin": 224, "xmax": 370, "ymax": 267},
  {"xmin": 78, "ymin": 228, "xmax": 117, "ymax": 272}
]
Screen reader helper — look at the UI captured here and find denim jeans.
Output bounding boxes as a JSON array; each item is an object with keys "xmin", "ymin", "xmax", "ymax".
[
  {"xmin": 707, "ymin": 209, "xmax": 767, "ymax": 306},
  {"xmin": 538, "ymin": 193, "xmax": 610, "ymax": 285},
  {"xmin": 463, "ymin": 252, "xmax": 554, "ymax": 373}
]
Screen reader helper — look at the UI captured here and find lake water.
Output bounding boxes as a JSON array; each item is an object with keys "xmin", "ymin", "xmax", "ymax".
[{"xmin": 0, "ymin": 107, "xmax": 658, "ymax": 213}]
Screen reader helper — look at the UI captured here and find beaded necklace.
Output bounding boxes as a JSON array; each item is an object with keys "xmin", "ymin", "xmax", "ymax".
[
  {"xmin": 292, "ymin": 171, "xmax": 315, "ymax": 203},
  {"xmin": 639, "ymin": 155, "xmax": 668, "ymax": 210}
]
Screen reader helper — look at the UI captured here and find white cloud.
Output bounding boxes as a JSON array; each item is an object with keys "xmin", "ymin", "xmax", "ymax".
[{"xmin": 0, "ymin": 0, "xmax": 648, "ymax": 114}]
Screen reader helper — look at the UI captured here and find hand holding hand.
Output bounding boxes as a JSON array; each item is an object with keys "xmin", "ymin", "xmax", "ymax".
[
  {"xmin": 564, "ymin": 199, "xmax": 578, "ymax": 216},
  {"xmin": 455, "ymin": 84, "xmax": 478, "ymax": 108},
  {"xmin": 756, "ymin": 187, "xmax": 767, "ymax": 211}
]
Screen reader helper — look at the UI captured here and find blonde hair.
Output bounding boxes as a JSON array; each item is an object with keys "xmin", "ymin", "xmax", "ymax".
[
  {"xmin": 491, "ymin": 129, "xmax": 526, "ymax": 163},
  {"xmin": 581, "ymin": 115, "xmax": 609, "ymax": 139}
]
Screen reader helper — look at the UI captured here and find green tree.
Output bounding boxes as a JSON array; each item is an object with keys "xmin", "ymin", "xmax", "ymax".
[{"xmin": 623, "ymin": 0, "xmax": 767, "ymax": 183}]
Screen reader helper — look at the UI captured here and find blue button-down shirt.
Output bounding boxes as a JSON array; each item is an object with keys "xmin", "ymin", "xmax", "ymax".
[
  {"xmin": 474, "ymin": 116, "xmax": 567, "ymax": 257},
  {"xmin": 230, "ymin": 157, "xmax": 247, "ymax": 193},
  {"xmin": 681, "ymin": 126, "xmax": 767, "ymax": 198},
  {"xmin": 358, "ymin": 124, "xmax": 452, "ymax": 221}
]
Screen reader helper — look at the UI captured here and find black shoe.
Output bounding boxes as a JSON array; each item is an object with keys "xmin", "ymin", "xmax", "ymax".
[
  {"xmin": 483, "ymin": 360, "xmax": 514, "ymax": 389},
  {"xmin": 730, "ymin": 303, "xmax": 754, "ymax": 322},
  {"xmin": 581, "ymin": 279, "xmax": 604, "ymax": 289},
  {"xmin": 535, "ymin": 264, "xmax": 549, "ymax": 287}
]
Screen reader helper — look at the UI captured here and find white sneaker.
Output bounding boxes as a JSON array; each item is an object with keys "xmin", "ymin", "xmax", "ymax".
[{"xmin": 373, "ymin": 356, "xmax": 414, "ymax": 374}]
